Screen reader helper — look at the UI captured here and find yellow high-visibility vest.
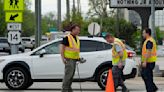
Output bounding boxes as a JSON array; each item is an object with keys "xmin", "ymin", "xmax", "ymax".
[
  {"xmin": 112, "ymin": 38, "xmax": 128, "ymax": 65},
  {"xmin": 142, "ymin": 37, "xmax": 157, "ymax": 63},
  {"xmin": 64, "ymin": 34, "xmax": 80, "ymax": 59}
]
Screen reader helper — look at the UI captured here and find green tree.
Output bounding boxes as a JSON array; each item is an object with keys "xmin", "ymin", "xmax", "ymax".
[
  {"xmin": 41, "ymin": 12, "xmax": 57, "ymax": 34},
  {"xmin": 156, "ymin": 27, "xmax": 163, "ymax": 45},
  {"xmin": 118, "ymin": 19, "xmax": 137, "ymax": 48},
  {"xmin": 88, "ymin": 0, "xmax": 109, "ymax": 17},
  {"xmin": 22, "ymin": 10, "xmax": 35, "ymax": 36}
]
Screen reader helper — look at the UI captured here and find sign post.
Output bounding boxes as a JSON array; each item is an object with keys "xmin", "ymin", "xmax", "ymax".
[
  {"xmin": 88, "ymin": 22, "xmax": 100, "ymax": 36},
  {"xmin": 4, "ymin": 0, "xmax": 24, "ymax": 54}
]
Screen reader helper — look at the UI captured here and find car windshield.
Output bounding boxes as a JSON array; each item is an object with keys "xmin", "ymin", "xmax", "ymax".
[{"xmin": 22, "ymin": 39, "xmax": 31, "ymax": 41}]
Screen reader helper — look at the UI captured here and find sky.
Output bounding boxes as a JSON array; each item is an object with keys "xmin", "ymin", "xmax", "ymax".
[{"xmin": 30, "ymin": 0, "xmax": 89, "ymax": 18}]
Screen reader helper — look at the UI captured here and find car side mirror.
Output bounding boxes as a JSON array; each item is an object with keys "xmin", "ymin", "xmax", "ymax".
[{"xmin": 40, "ymin": 49, "xmax": 46, "ymax": 57}]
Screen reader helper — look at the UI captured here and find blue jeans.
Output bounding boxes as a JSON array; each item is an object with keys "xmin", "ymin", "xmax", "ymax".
[{"xmin": 141, "ymin": 62, "xmax": 158, "ymax": 92}]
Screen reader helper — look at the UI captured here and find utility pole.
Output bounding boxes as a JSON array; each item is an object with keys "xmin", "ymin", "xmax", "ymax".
[
  {"xmin": 57, "ymin": 0, "xmax": 61, "ymax": 31},
  {"xmin": 116, "ymin": 8, "xmax": 119, "ymax": 37},
  {"xmin": 35, "ymin": 0, "xmax": 42, "ymax": 47},
  {"xmin": 77, "ymin": 0, "xmax": 81, "ymax": 13},
  {"xmin": 73, "ymin": 0, "xmax": 76, "ymax": 16},
  {"xmin": 151, "ymin": 0, "xmax": 156, "ymax": 39},
  {"xmin": 66, "ymin": 0, "xmax": 70, "ymax": 22}
]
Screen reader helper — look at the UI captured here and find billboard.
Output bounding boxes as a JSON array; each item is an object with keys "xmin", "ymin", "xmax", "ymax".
[{"xmin": 110, "ymin": 0, "xmax": 164, "ymax": 8}]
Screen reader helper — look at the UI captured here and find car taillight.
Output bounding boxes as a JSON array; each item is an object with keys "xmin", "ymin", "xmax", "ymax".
[{"xmin": 128, "ymin": 52, "xmax": 134, "ymax": 58}]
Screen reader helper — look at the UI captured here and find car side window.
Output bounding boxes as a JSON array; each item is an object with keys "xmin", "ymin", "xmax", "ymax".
[
  {"xmin": 80, "ymin": 40, "xmax": 97, "ymax": 52},
  {"xmin": 34, "ymin": 41, "xmax": 61, "ymax": 55},
  {"xmin": 97, "ymin": 42, "xmax": 112, "ymax": 51},
  {"xmin": 97, "ymin": 42, "xmax": 105, "ymax": 51},
  {"xmin": 80, "ymin": 40, "xmax": 112, "ymax": 52},
  {"xmin": 104, "ymin": 43, "xmax": 112, "ymax": 50}
]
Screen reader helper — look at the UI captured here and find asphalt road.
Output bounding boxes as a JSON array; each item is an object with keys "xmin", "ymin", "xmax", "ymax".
[
  {"xmin": 0, "ymin": 77, "xmax": 163, "ymax": 92},
  {"xmin": 0, "ymin": 51, "xmax": 163, "ymax": 92}
]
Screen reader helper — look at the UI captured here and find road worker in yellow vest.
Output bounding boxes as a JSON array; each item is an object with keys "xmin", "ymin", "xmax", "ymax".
[
  {"xmin": 141, "ymin": 28, "xmax": 158, "ymax": 92},
  {"xmin": 105, "ymin": 34, "xmax": 129, "ymax": 92},
  {"xmin": 60, "ymin": 23, "xmax": 80, "ymax": 92}
]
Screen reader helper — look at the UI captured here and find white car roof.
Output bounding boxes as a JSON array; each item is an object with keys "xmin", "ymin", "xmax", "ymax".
[{"xmin": 31, "ymin": 36, "xmax": 108, "ymax": 53}]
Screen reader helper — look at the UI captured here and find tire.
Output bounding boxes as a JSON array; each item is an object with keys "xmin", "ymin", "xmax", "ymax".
[
  {"xmin": 97, "ymin": 67, "xmax": 110, "ymax": 90},
  {"xmin": 27, "ymin": 80, "xmax": 33, "ymax": 88},
  {"xmin": 30, "ymin": 48, "xmax": 33, "ymax": 51},
  {"xmin": 4, "ymin": 67, "xmax": 31, "ymax": 90},
  {"xmin": 21, "ymin": 49, "xmax": 25, "ymax": 53},
  {"xmin": 8, "ymin": 51, "xmax": 11, "ymax": 55}
]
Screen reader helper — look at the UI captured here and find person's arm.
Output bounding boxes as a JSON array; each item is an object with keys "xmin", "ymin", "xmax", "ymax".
[
  {"xmin": 115, "ymin": 44, "xmax": 123, "ymax": 61},
  {"xmin": 144, "ymin": 41, "xmax": 153, "ymax": 62},
  {"xmin": 60, "ymin": 44, "xmax": 67, "ymax": 64},
  {"xmin": 115, "ymin": 44, "xmax": 124, "ymax": 68},
  {"xmin": 142, "ymin": 41, "xmax": 153, "ymax": 67},
  {"xmin": 60, "ymin": 37, "xmax": 69, "ymax": 64}
]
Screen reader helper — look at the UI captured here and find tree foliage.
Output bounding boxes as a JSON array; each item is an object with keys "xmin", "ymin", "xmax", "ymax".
[{"xmin": 88, "ymin": 0, "xmax": 115, "ymax": 18}]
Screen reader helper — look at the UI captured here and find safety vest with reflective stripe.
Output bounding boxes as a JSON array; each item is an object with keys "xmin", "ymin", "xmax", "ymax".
[
  {"xmin": 142, "ymin": 37, "xmax": 157, "ymax": 63},
  {"xmin": 112, "ymin": 38, "xmax": 128, "ymax": 65},
  {"xmin": 64, "ymin": 34, "xmax": 80, "ymax": 59}
]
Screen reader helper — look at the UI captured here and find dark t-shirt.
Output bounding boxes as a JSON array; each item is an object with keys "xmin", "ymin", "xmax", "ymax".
[
  {"xmin": 146, "ymin": 41, "xmax": 153, "ymax": 49},
  {"xmin": 61, "ymin": 34, "xmax": 77, "ymax": 46}
]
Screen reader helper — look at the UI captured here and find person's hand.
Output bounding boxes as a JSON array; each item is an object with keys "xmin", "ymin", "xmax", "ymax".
[
  {"xmin": 142, "ymin": 62, "xmax": 147, "ymax": 68},
  {"xmin": 62, "ymin": 58, "xmax": 67, "ymax": 64},
  {"xmin": 118, "ymin": 62, "xmax": 123, "ymax": 69}
]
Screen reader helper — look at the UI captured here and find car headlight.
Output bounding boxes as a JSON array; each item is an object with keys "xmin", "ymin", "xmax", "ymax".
[{"xmin": 0, "ymin": 59, "xmax": 5, "ymax": 63}]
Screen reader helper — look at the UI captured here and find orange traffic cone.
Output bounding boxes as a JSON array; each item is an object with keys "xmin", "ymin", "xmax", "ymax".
[{"xmin": 106, "ymin": 69, "xmax": 115, "ymax": 92}]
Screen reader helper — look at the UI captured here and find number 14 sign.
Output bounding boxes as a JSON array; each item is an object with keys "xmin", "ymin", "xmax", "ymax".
[{"xmin": 8, "ymin": 31, "xmax": 21, "ymax": 44}]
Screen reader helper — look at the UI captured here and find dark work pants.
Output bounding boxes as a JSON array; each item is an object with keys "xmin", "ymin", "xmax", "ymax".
[
  {"xmin": 112, "ymin": 66, "xmax": 127, "ymax": 91},
  {"xmin": 62, "ymin": 59, "xmax": 77, "ymax": 92},
  {"xmin": 141, "ymin": 62, "xmax": 158, "ymax": 92}
]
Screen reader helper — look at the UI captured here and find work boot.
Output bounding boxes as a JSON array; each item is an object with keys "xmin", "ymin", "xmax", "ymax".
[
  {"xmin": 122, "ymin": 86, "xmax": 130, "ymax": 92},
  {"xmin": 154, "ymin": 87, "xmax": 158, "ymax": 92}
]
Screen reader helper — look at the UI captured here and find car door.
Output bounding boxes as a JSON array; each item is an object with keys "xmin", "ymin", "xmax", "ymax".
[
  {"xmin": 31, "ymin": 41, "xmax": 64, "ymax": 79},
  {"xmin": 74, "ymin": 40, "xmax": 112, "ymax": 78}
]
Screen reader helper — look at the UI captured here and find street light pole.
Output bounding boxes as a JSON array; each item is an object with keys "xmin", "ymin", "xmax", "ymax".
[
  {"xmin": 35, "ymin": 0, "xmax": 42, "ymax": 47},
  {"xmin": 66, "ymin": 0, "xmax": 70, "ymax": 21},
  {"xmin": 116, "ymin": 8, "xmax": 119, "ymax": 37},
  {"xmin": 151, "ymin": 0, "xmax": 156, "ymax": 39},
  {"xmin": 57, "ymin": 0, "xmax": 61, "ymax": 31}
]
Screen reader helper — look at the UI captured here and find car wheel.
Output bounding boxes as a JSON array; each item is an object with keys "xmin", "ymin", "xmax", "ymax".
[
  {"xmin": 4, "ymin": 67, "xmax": 31, "ymax": 90},
  {"xmin": 27, "ymin": 80, "xmax": 33, "ymax": 88},
  {"xmin": 8, "ymin": 51, "xmax": 11, "ymax": 55},
  {"xmin": 30, "ymin": 48, "xmax": 33, "ymax": 51},
  {"xmin": 97, "ymin": 67, "xmax": 109, "ymax": 90},
  {"xmin": 21, "ymin": 49, "xmax": 25, "ymax": 53}
]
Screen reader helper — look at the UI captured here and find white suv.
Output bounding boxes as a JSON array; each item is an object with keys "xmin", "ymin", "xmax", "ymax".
[{"xmin": 0, "ymin": 37, "xmax": 137, "ymax": 90}]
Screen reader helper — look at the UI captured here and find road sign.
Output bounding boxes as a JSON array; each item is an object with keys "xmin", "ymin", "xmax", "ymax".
[
  {"xmin": 110, "ymin": 0, "xmax": 164, "ymax": 8},
  {"xmin": 5, "ymin": 12, "xmax": 23, "ymax": 22},
  {"xmin": 8, "ymin": 31, "xmax": 21, "ymax": 44},
  {"xmin": 88, "ymin": 22, "xmax": 100, "ymax": 35},
  {"xmin": 7, "ymin": 23, "xmax": 22, "ymax": 30},
  {"xmin": 49, "ymin": 28, "xmax": 57, "ymax": 32},
  {"xmin": 4, "ymin": 0, "xmax": 24, "ymax": 11}
]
